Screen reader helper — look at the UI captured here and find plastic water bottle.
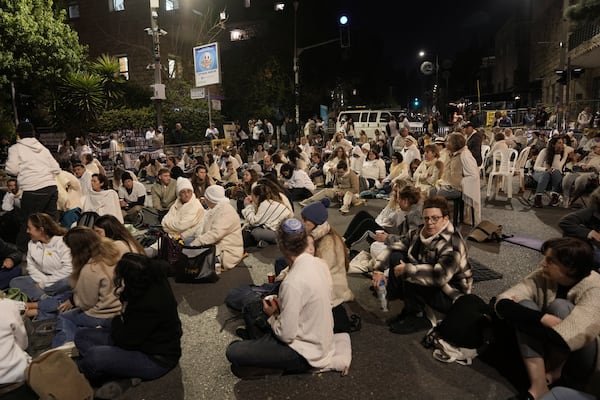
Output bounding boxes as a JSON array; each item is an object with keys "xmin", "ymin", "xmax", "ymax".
[{"xmin": 376, "ymin": 279, "xmax": 388, "ymax": 312}]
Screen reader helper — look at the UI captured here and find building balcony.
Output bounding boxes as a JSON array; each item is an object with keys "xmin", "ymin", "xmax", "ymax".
[{"xmin": 569, "ymin": 20, "xmax": 600, "ymax": 67}]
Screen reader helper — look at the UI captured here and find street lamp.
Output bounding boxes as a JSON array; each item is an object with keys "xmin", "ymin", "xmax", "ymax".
[
  {"xmin": 148, "ymin": 0, "xmax": 166, "ymax": 128},
  {"xmin": 418, "ymin": 50, "xmax": 439, "ymax": 113}
]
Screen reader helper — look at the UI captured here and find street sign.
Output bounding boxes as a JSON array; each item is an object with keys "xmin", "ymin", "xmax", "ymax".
[
  {"xmin": 190, "ymin": 87, "xmax": 205, "ymax": 99},
  {"xmin": 420, "ymin": 61, "xmax": 434, "ymax": 76},
  {"xmin": 193, "ymin": 42, "xmax": 221, "ymax": 87}
]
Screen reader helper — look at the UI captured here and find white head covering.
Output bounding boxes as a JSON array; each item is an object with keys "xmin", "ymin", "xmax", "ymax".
[
  {"xmin": 176, "ymin": 177, "xmax": 193, "ymax": 193},
  {"xmin": 361, "ymin": 143, "xmax": 370, "ymax": 152},
  {"xmin": 204, "ymin": 185, "xmax": 228, "ymax": 204}
]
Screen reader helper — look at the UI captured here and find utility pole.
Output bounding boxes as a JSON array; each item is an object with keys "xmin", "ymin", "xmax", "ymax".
[{"xmin": 149, "ymin": 0, "xmax": 166, "ymax": 128}]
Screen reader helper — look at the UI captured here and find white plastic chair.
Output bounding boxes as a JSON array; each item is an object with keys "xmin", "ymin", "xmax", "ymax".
[
  {"xmin": 514, "ymin": 146, "xmax": 531, "ymax": 193},
  {"xmin": 479, "ymin": 145, "xmax": 491, "ymax": 184},
  {"xmin": 486, "ymin": 148, "xmax": 519, "ymax": 199}
]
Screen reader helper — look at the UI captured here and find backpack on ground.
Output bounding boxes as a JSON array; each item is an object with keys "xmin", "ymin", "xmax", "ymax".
[{"xmin": 421, "ymin": 294, "xmax": 493, "ymax": 365}]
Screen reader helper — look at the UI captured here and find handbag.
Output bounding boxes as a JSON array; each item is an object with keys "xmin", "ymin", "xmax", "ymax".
[
  {"xmin": 174, "ymin": 245, "xmax": 219, "ymax": 284},
  {"xmin": 157, "ymin": 230, "xmax": 184, "ymax": 275},
  {"xmin": 26, "ymin": 349, "xmax": 94, "ymax": 400}
]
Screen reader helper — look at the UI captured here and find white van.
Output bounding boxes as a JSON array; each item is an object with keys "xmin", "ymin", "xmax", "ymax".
[{"xmin": 336, "ymin": 109, "xmax": 422, "ymax": 139}]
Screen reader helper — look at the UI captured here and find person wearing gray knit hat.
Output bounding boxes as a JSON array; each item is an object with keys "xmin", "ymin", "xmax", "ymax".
[{"xmin": 300, "ymin": 198, "xmax": 330, "ymax": 227}]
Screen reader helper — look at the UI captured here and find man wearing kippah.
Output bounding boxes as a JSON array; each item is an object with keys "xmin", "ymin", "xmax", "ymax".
[{"xmin": 226, "ymin": 218, "xmax": 336, "ymax": 378}]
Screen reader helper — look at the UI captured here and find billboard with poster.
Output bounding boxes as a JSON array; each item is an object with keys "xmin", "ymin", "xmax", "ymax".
[{"xmin": 193, "ymin": 43, "xmax": 220, "ymax": 87}]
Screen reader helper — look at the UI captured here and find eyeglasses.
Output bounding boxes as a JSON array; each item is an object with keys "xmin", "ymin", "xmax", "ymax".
[{"xmin": 423, "ymin": 215, "xmax": 444, "ymax": 223}]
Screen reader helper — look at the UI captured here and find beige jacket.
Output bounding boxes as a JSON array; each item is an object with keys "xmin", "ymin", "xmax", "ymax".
[
  {"xmin": 312, "ymin": 222, "xmax": 354, "ymax": 306},
  {"xmin": 190, "ymin": 201, "xmax": 243, "ymax": 270}
]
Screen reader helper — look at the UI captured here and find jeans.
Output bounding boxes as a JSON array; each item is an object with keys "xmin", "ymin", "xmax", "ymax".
[
  {"xmin": 226, "ymin": 333, "xmax": 311, "ymax": 374},
  {"xmin": 561, "ymin": 172, "xmax": 595, "ymax": 199},
  {"xmin": 52, "ymin": 308, "xmax": 113, "ymax": 347},
  {"xmin": 533, "ymin": 170, "xmax": 563, "ymax": 195},
  {"xmin": 343, "ymin": 211, "xmax": 381, "ymax": 246},
  {"xmin": 0, "ymin": 265, "xmax": 21, "ymax": 290},
  {"xmin": 75, "ymin": 328, "xmax": 171, "ymax": 384},
  {"xmin": 36, "ymin": 291, "xmax": 73, "ymax": 320},
  {"xmin": 517, "ymin": 299, "xmax": 597, "ymax": 383},
  {"xmin": 242, "ymin": 227, "xmax": 277, "ymax": 247},
  {"xmin": 10, "ymin": 276, "xmax": 71, "ymax": 301}
]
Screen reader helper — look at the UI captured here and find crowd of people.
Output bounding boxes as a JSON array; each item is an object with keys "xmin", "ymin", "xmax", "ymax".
[{"xmin": 1, "ymin": 111, "xmax": 600, "ymax": 399}]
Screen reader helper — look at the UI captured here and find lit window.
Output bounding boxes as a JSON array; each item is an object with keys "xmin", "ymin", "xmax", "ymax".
[
  {"xmin": 168, "ymin": 59, "xmax": 176, "ymax": 78},
  {"xmin": 67, "ymin": 4, "xmax": 79, "ymax": 18},
  {"xmin": 109, "ymin": 0, "xmax": 125, "ymax": 12},
  {"xmin": 166, "ymin": 0, "xmax": 179, "ymax": 11},
  {"xmin": 118, "ymin": 56, "xmax": 129, "ymax": 80}
]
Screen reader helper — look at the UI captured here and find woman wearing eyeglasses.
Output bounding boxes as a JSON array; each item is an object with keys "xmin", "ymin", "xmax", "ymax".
[{"xmin": 372, "ymin": 196, "xmax": 472, "ymax": 335}]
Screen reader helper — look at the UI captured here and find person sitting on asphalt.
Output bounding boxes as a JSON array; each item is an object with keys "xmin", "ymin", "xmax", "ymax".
[
  {"xmin": 55, "ymin": 168, "xmax": 83, "ymax": 228},
  {"xmin": 83, "ymin": 173, "xmax": 124, "ymax": 223},
  {"xmin": 280, "ymin": 163, "xmax": 315, "ymax": 201},
  {"xmin": 151, "ymin": 167, "xmax": 177, "ymax": 220},
  {"xmin": 10, "ymin": 213, "xmax": 72, "ymax": 302},
  {"xmin": 299, "ymin": 198, "xmax": 354, "ymax": 306},
  {"xmin": 52, "ymin": 226, "xmax": 128, "ymax": 349},
  {"xmin": 360, "ymin": 149, "xmax": 387, "ymax": 191},
  {"xmin": 226, "ymin": 218, "xmax": 336, "ymax": 379},
  {"xmin": 532, "ymin": 135, "xmax": 574, "ymax": 208},
  {"xmin": 161, "ymin": 177, "xmax": 205, "ymax": 241},
  {"xmin": 0, "ymin": 237, "xmax": 23, "ymax": 290},
  {"xmin": 558, "ymin": 186, "xmax": 600, "ymax": 268},
  {"xmin": 92, "ymin": 214, "xmax": 145, "ymax": 255},
  {"xmin": 241, "ymin": 183, "xmax": 293, "ymax": 248},
  {"xmin": 118, "ymin": 172, "xmax": 146, "ymax": 223},
  {"xmin": 187, "ymin": 185, "xmax": 244, "ymax": 272},
  {"xmin": 322, "ymin": 147, "xmax": 349, "ymax": 187},
  {"xmin": 494, "ymin": 237, "xmax": 600, "ymax": 400},
  {"xmin": 300, "ymin": 160, "xmax": 362, "ymax": 215},
  {"xmin": 561, "ymin": 141, "xmax": 600, "ymax": 208},
  {"xmin": 430, "ymin": 132, "xmax": 481, "ymax": 225},
  {"xmin": 373, "ymin": 196, "xmax": 472, "ymax": 334},
  {"xmin": 0, "ymin": 297, "xmax": 32, "ymax": 395},
  {"xmin": 412, "ymin": 144, "xmax": 444, "ymax": 194},
  {"xmin": 191, "ymin": 164, "xmax": 215, "ymax": 201},
  {"xmin": 343, "ymin": 181, "xmax": 417, "ymax": 247},
  {"xmin": 74, "ymin": 254, "xmax": 182, "ymax": 398}
]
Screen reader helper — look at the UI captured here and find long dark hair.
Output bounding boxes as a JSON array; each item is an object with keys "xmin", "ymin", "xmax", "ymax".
[
  {"xmin": 93, "ymin": 215, "xmax": 144, "ymax": 254},
  {"xmin": 545, "ymin": 136, "xmax": 564, "ymax": 166},
  {"xmin": 114, "ymin": 253, "xmax": 171, "ymax": 303}
]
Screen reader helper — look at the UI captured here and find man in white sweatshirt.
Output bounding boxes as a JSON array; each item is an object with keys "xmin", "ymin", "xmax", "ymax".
[{"xmin": 5, "ymin": 122, "xmax": 60, "ymax": 251}]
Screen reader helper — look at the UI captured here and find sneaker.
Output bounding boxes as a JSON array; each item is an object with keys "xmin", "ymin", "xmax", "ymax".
[
  {"xmin": 235, "ymin": 327, "xmax": 250, "ymax": 340},
  {"xmin": 550, "ymin": 193, "xmax": 560, "ymax": 207},
  {"xmin": 389, "ymin": 313, "xmax": 432, "ymax": 334},
  {"xmin": 354, "ymin": 199, "xmax": 366, "ymax": 206},
  {"xmin": 257, "ymin": 240, "xmax": 269, "ymax": 248},
  {"xmin": 533, "ymin": 194, "xmax": 543, "ymax": 208},
  {"xmin": 339, "ymin": 207, "xmax": 350, "ymax": 215}
]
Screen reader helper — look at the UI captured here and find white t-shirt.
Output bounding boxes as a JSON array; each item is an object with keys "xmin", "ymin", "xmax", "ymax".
[{"xmin": 118, "ymin": 181, "xmax": 146, "ymax": 203}]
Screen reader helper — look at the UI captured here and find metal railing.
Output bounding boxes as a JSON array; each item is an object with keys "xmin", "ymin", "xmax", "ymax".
[{"xmin": 569, "ymin": 20, "xmax": 600, "ymax": 51}]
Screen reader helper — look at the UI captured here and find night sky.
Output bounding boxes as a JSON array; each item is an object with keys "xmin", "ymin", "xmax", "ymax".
[{"xmin": 224, "ymin": 0, "xmax": 521, "ymax": 111}]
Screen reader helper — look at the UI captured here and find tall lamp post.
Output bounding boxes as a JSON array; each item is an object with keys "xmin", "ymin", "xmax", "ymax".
[
  {"xmin": 148, "ymin": 0, "xmax": 166, "ymax": 128},
  {"xmin": 418, "ymin": 50, "xmax": 439, "ymax": 113},
  {"xmin": 293, "ymin": 1, "xmax": 300, "ymax": 127}
]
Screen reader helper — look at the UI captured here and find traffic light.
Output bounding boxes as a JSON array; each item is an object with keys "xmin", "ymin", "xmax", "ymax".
[
  {"xmin": 556, "ymin": 69, "xmax": 567, "ymax": 85},
  {"xmin": 339, "ymin": 14, "xmax": 350, "ymax": 48},
  {"xmin": 413, "ymin": 98, "xmax": 420, "ymax": 107}
]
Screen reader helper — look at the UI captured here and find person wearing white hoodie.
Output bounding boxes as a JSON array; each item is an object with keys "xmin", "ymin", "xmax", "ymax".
[
  {"xmin": 0, "ymin": 299, "xmax": 31, "ymax": 387},
  {"xmin": 5, "ymin": 122, "xmax": 61, "ymax": 251}
]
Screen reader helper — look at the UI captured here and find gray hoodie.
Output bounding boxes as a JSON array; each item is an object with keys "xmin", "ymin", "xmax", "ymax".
[{"xmin": 5, "ymin": 138, "xmax": 60, "ymax": 191}]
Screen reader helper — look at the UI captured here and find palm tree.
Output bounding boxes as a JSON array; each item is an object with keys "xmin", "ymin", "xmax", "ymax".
[
  {"xmin": 52, "ymin": 72, "xmax": 104, "ymax": 134},
  {"xmin": 90, "ymin": 54, "xmax": 126, "ymax": 109}
]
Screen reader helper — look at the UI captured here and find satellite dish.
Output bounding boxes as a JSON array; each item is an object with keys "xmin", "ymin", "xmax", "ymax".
[{"xmin": 420, "ymin": 61, "xmax": 434, "ymax": 76}]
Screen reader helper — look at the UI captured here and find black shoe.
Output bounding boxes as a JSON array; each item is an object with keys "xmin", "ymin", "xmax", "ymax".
[
  {"xmin": 389, "ymin": 313, "xmax": 432, "ymax": 334},
  {"xmin": 235, "ymin": 327, "xmax": 250, "ymax": 340},
  {"xmin": 533, "ymin": 195, "xmax": 543, "ymax": 208},
  {"xmin": 230, "ymin": 364, "xmax": 283, "ymax": 380},
  {"xmin": 550, "ymin": 193, "xmax": 560, "ymax": 207}
]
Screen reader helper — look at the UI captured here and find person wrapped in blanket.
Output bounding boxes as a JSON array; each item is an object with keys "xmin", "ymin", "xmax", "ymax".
[{"xmin": 494, "ymin": 237, "xmax": 600, "ymax": 400}]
